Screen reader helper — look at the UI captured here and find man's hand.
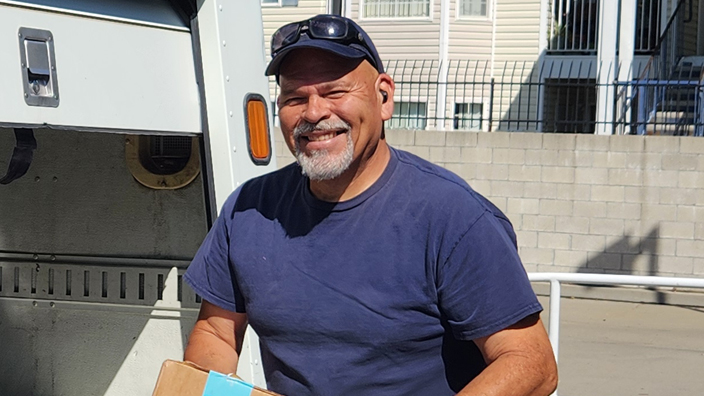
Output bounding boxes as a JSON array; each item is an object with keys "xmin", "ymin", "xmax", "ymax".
[
  {"xmin": 458, "ymin": 314, "xmax": 558, "ymax": 396},
  {"xmin": 184, "ymin": 299, "xmax": 249, "ymax": 375}
]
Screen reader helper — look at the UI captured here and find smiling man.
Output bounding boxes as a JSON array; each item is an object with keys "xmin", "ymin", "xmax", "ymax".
[{"xmin": 183, "ymin": 15, "xmax": 557, "ymax": 396}]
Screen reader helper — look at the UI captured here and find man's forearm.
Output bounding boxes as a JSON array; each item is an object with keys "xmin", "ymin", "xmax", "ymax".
[
  {"xmin": 456, "ymin": 352, "xmax": 557, "ymax": 396},
  {"xmin": 184, "ymin": 325, "xmax": 240, "ymax": 374}
]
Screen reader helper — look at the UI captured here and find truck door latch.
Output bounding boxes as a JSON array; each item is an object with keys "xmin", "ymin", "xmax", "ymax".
[
  {"xmin": 19, "ymin": 27, "xmax": 59, "ymax": 108},
  {"xmin": 0, "ymin": 128, "xmax": 37, "ymax": 185}
]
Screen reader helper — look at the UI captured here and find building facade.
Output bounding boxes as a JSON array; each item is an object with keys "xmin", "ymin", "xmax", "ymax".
[{"xmin": 262, "ymin": 0, "xmax": 704, "ymax": 135}]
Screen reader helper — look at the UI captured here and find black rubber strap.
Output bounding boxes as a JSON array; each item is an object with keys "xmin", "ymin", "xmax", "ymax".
[{"xmin": 0, "ymin": 128, "xmax": 37, "ymax": 185}]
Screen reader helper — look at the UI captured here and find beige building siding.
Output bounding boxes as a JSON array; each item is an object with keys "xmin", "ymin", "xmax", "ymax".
[
  {"xmin": 261, "ymin": 0, "xmax": 327, "ymax": 59},
  {"xmin": 351, "ymin": 0, "xmax": 442, "ymax": 60},
  {"xmin": 491, "ymin": 0, "xmax": 542, "ymax": 130},
  {"xmin": 494, "ymin": 61, "xmax": 541, "ymax": 131},
  {"xmin": 447, "ymin": 0, "xmax": 493, "ymax": 60},
  {"xmin": 494, "ymin": 0, "xmax": 542, "ymax": 61}
]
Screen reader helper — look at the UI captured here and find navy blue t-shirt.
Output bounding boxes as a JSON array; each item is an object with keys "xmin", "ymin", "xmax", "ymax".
[{"xmin": 184, "ymin": 147, "xmax": 541, "ymax": 395}]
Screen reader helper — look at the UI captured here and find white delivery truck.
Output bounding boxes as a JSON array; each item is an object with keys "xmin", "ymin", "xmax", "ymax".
[{"xmin": 0, "ymin": 1, "xmax": 274, "ymax": 394}]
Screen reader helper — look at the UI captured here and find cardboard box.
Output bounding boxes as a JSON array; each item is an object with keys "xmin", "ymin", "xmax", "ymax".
[{"xmin": 152, "ymin": 360, "xmax": 282, "ymax": 396}]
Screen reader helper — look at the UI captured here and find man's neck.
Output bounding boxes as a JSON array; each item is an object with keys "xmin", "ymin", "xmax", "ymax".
[{"xmin": 309, "ymin": 141, "xmax": 391, "ymax": 202}]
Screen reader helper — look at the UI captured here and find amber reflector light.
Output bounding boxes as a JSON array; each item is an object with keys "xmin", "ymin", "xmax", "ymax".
[{"xmin": 246, "ymin": 98, "xmax": 271, "ymax": 160}]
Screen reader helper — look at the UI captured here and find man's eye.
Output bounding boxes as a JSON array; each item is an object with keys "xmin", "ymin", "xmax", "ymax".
[
  {"xmin": 283, "ymin": 97, "xmax": 305, "ymax": 106},
  {"xmin": 326, "ymin": 91, "xmax": 346, "ymax": 99}
]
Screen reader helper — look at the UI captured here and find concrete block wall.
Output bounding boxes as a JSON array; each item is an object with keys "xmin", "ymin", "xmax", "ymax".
[{"xmin": 273, "ymin": 129, "xmax": 704, "ymax": 279}]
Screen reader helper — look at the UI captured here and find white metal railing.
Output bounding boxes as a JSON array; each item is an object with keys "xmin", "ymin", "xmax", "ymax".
[
  {"xmin": 549, "ymin": 0, "xmax": 599, "ymax": 52},
  {"xmin": 548, "ymin": 0, "xmax": 661, "ymax": 53},
  {"xmin": 528, "ymin": 272, "xmax": 704, "ymax": 396},
  {"xmin": 634, "ymin": 0, "xmax": 662, "ymax": 53}
]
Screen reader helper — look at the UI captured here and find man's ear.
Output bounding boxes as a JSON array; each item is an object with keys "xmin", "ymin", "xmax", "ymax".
[{"xmin": 377, "ymin": 74, "xmax": 395, "ymax": 121}]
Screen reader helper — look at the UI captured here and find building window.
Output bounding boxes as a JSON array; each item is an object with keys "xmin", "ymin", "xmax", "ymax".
[
  {"xmin": 387, "ymin": 102, "xmax": 427, "ymax": 129},
  {"xmin": 543, "ymin": 78, "xmax": 597, "ymax": 133},
  {"xmin": 363, "ymin": 0, "xmax": 431, "ymax": 18},
  {"xmin": 453, "ymin": 103, "xmax": 483, "ymax": 130},
  {"xmin": 262, "ymin": 0, "xmax": 298, "ymax": 6},
  {"xmin": 459, "ymin": 0, "xmax": 488, "ymax": 17}
]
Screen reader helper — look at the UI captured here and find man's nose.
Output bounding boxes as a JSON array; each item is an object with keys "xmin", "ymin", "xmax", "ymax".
[{"xmin": 301, "ymin": 95, "xmax": 330, "ymax": 124}]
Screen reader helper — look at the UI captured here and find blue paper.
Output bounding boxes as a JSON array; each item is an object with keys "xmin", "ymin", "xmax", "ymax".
[{"xmin": 202, "ymin": 371, "xmax": 254, "ymax": 396}]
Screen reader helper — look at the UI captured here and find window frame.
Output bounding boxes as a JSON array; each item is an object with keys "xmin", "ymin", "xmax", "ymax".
[
  {"xmin": 452, "ymin": 99, "xmax": 489, "ymax": 131},
  {"xmin": 359, "ymin": 0, "xmax": 434, "ymax": 22},
  {"xmin": 261, "ymin": 0, "xmax": 282, "ymax": 7},
  {"xmin": 455, "ymin": 0, "xmax": 492, "ymax": 21},
  {"xmin": 387, "ymin": 98, "xmax": 429, "ymax": 130}
]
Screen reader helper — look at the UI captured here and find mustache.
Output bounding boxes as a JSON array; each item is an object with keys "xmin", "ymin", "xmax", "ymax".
[{"xmin": 293, "ymin": 119, "xmax": 351, "ymax": 138}]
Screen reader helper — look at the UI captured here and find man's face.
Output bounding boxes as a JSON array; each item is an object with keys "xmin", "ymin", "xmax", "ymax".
[{"xmin": 277, "ymin": 49, "xmax": 392, "ymax": 181}]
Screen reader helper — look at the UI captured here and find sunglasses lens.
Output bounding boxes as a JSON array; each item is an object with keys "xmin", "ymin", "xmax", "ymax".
[
  {"xmin": 272, "ymin": 23, "xmax": 300, "ymax": 53},
  {"xmin": 309, "ymin": 17, "xmax": 347, "ymax": 39}
]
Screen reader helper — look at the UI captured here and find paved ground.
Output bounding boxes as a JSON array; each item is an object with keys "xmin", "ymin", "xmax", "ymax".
[{"xmin": 538, "ymin": 296, "xmax": 704, "ymax": 396}]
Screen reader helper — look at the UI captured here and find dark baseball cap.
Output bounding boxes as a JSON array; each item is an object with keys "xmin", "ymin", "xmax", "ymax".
[{"xmin": 265, "ymin": 15, "xmax": 384, "ymax": 77}]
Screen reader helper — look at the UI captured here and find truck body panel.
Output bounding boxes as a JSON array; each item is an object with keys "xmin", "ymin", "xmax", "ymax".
[{"xmin": 0, "ymin": 0, "xmax": 275, "ymax": 393}]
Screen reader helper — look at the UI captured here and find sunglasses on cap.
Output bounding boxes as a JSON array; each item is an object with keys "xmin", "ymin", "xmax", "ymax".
[{"xmin": 271, "ymin": 15, "xmax": 380, "ymax": 70}]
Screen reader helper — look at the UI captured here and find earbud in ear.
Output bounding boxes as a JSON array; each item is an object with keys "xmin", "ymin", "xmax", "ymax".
[{"xmin": 380, "ymin": 90, "xmax": 388, "ymax": 103}]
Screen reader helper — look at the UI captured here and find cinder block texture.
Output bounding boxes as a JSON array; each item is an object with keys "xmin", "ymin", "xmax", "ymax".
[
  {"xmin": 606, "ymin": 203, "xmax": 642, "ymax": 220},
  {"xmin": 543, "ymin": 134, "xmax": 576, "ymax": 150},
  {"xmin": 679, "ymin": 137, "xmax": 704, "ymax": 154},
  {"xmin": 415, "ymin": 130, "xmax": 446, "ymax": 147},
  {"xmin": 542, "ymin": 167, "xmax": 575, "ymax": 183},
  {"xmin": 525, "ymin": 182, "xmax": 558, "ymax": 199},
  {"xmin": 556, "ymin": 216, "xmax": 590, "ymax": 234},
  {"xmin": 276, "ymin": 129, "xmax": 704, "ymax": 279},
  {"xmin": 522, "ymin": 215, "xmax": 555, "ymax": 231},
  {"xmin": 429, "ymin": 146, "xmax": 461, "ymax": 163},
  {"xmin": 592, "ymin": 151, "xmax": 628, "ymax": 168},
  {"xmin": 644, "ymin": 136, "xmax": 679, "ymax": 152},
  {"xmin": 509, "ymin": 165, "xmax": 541, "ymax": 182},
  {"xmin": 694, "ymin": 258, "xmax": 704, "ymax": 275},
  {"xmin": 493, "ymin": 148, "xmax": 526, "ymax": 165},
  {"xmin": 586, "ymin": 251, "xmax": 622, "ymax": 270},
  {"xmin": 662, "ymin": 154, "xmax": 698, "ymax": 171},
  {"xmin": 575, "ymin": 168, "xmax": 608, "ymax": 184},
  {"xmin": 385, "ymin": 129, "xmax": 415, "ymax": 145},
  {"xmin": 609, "ymin": 135, "xmax": 645, "ymax": 152},
  {"xmin": 510, "ymin": 133, "xmax": 543, "ymax": 149},
  {"xmin": 554, "ymin": 250, "xmax": 588, "ymax": 267},
  {"xmin": 526, "ymin": 149, "xmax": 557, "ymax": 166},
  {"xmin": 445, "ymin": 131, "xmax": 477, "ymax": 147},
  {"xmin": 591, "ymin": 185, "xmax": 625, "ymax": 202},
  {"xmin": 478, "ymin": 132, "xmax": 510, "ymax": 148}
]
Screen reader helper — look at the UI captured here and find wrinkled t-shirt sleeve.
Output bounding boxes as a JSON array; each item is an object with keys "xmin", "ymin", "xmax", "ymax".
[
  {"xmin": 437, "ymin": 211, "xmax": 542, "ymax": 341},
  {"xmin": 184, "ymin": 192, "xmax": 245, "ymax": 313}
]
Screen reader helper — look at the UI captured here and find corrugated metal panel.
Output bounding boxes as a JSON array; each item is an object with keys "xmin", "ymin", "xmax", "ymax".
[{"xmin": 0, "ymin": 262, "xmax": 200, "ymax": 307}]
